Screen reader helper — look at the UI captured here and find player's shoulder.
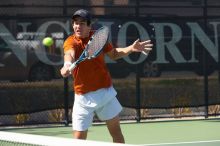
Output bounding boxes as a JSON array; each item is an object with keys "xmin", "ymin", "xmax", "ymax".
[
  {"xmin": 64, "ymin": 34, "xmax": 79, "ymax": 45},
  {"xmin": 65, "ymin": 34, "xmax": 76, "ymax": 41}
]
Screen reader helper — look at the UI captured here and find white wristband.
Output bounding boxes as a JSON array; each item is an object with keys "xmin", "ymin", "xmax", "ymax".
[{"xmin": 64, "ymin": 61, "xmax": 72, "ymax": 67}]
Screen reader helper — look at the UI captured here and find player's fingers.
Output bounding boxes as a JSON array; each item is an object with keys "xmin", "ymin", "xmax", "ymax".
[
  {"xmin": 142, "ymin": 51, "xmax": 148, "ymax": 55},
  {"xmin": 144, "ymin": 47, "xmax": 152, "ymax": 50},
  {"xmin": 139, "ymin": 44, "xmax": 152, "ymax": 51},
  {"xmin": 145, "ymin": 44, "xmax": 153, "ymax": 47},
  {"xmin": 133, "ymin": 39, "xmax": 140, "ymax": 45},
  {"xmin": 141, "ymin": 48, "xmax": 152, "ymax": 55},
  {"xmin": 140, "ymin": 40, "xmax": 151, "ymax": 45},
  {"xmin": 144, "ymin": 44, "xmax": 153, "ymax": 49}
]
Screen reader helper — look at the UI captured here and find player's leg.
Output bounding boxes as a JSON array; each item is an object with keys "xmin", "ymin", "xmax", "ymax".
[
  {"xmin": 73, "ymin": 130, "xmax": 88, "ymax": 139},
  {"xmin": 72, "ymin": 94, "xmax": 94, "ymax": 140},
  {"xmin": 96, "ymin": 91, "xmax": 124, "ymax": 143},
  {"xmin": 106, "ymin": 115, "xmax": 125, "ymax": 143}
]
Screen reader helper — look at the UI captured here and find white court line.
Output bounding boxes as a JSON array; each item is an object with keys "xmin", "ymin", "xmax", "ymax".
[{"xmin": 140, "ymin": 140, "xmax": 220, "ymax": 146}]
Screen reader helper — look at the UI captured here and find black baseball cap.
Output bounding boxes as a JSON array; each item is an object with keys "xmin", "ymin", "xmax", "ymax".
[{"xmin": 72, "ymin": 9, "xmax": 91, "ymax": 22}]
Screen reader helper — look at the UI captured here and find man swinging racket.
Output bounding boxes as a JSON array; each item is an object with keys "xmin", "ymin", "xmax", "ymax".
[{"xmin": 60, "ymin": 9, "xmax": 153, "ymax": 143}]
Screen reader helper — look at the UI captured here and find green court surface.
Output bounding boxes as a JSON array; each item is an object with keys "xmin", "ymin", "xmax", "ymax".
[{"xmin": 1, "ymin": 118, "xmax": 220, "ymax": 146}]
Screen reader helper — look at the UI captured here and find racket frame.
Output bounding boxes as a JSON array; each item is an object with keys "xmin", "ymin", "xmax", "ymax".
[{"xmin": 68, "ymin": 26, "xmax": 109, "ymax": 71}]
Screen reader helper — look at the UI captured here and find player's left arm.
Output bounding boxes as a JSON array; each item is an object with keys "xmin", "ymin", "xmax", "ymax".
[{"xmin": 107, "ymin": 39, "xmax": 153, "ymax": 60}]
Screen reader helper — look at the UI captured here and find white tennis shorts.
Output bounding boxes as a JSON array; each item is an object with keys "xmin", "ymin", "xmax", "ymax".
[{"xmin": 72, "ymin": 86, "xmax": 122, "ymax": 131}]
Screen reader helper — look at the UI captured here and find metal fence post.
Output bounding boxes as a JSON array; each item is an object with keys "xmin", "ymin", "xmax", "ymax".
[
  {"xmin": 136, "ymin": 64, "xmax": 141, "ymax": 122},
  {"xmin": 64, "ymin": 77, "xmax": 69, "ymax": 126},
  {"xmin": 203, "ymin": 0, "xmax": 209, "ymax": 118}
]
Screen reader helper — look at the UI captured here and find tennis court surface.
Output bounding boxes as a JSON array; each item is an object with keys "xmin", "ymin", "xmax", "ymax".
[{"xmin": 0, "ymin": 118, "xmax": 219, "ymax": 146}]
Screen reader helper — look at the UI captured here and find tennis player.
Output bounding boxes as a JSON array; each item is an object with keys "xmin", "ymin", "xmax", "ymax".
[{"xmin": 60, "ymin": 9, "xmax": 153, "ymax": 143}]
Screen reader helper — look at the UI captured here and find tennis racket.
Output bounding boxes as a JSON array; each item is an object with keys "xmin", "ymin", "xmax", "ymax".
[{"xmin": 68, "ymin": 26, "xmax": 109, "ymax": 71}]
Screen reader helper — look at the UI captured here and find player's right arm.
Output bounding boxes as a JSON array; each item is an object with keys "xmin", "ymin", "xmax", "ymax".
[{"xmin": 60, "ymin": 49, "xmax": 75, "ymax": 77}]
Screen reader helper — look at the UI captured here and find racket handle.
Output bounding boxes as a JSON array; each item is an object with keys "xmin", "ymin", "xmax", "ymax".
[{"xmin": 68, "ymin": 62, "xmax": 77, "ymax": 72}]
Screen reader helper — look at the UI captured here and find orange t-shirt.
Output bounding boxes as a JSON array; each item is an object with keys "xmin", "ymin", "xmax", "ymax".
[{"xmin": 63, "ymin": 32, "xmax": 113, "ymax": 94}]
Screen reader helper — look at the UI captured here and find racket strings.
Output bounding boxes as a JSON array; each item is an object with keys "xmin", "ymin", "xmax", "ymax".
[{"xmin": 88, "ymin": 28, "xmax": 109, "ymax": 57}]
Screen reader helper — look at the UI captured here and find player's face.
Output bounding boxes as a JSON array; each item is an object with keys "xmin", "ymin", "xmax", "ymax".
[{"xmin": 73, "ymin": 17, "xmax": 91, "ymax": 38}]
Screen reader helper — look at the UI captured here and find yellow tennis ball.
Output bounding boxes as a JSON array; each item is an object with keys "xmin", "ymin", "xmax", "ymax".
[{"xmin": 42, "ymin": 37, "xmax": 54, "ymax": 47}]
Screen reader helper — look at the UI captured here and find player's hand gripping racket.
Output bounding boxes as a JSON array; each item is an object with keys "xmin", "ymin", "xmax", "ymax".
[{"xmin": 68, "ymin": 26, "xmax": 109, "ymax": 72}]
